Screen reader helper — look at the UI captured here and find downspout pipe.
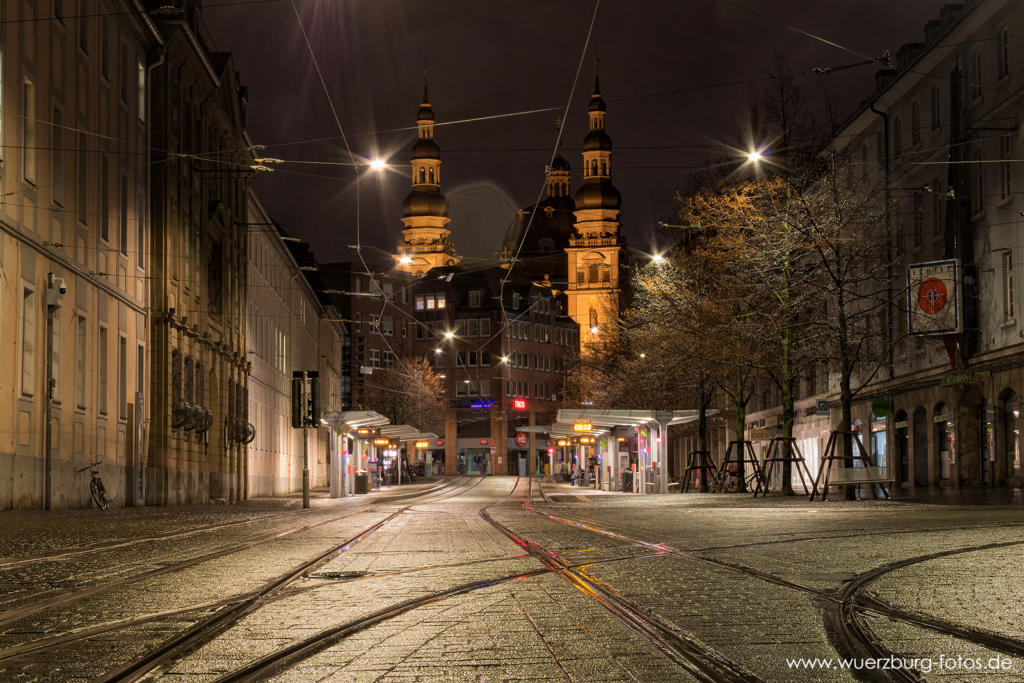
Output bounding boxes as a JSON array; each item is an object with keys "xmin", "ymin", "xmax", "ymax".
[{"xmin": 869, "ymin": 100, "xmax": 895, "ymax": 381}]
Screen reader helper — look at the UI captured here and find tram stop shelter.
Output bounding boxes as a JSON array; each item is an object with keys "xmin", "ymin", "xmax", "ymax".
[
  {"xmin": 548, "ymin": 409, "xmax": 711, "ymax": 494},
  {"xmin": 322, "ymin": 411, "xmax": 388, "ymax": 498},
  {"xmin": 378, "ymin": 425, "xmax": 439, "ymax": 484}
]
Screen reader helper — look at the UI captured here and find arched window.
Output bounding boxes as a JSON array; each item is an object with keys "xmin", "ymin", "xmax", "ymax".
[
  {"xmin": 428, "ymin": 169, "xmax": 435, "ymax": 184},
  {"xmin": 592, "ymin": 160, "xmax": 598, "ymax": 176},
  {"xmin": 588, "ymin": 264, "xmax": 599, "ymax": 281},
  {"xmin": 601, "ymin": 160, "xmax": 607, "ymax": 176},
  {"xmin": 935, "ymin": 403, "xmax": 952, "ymax": 479},
  {"xmin": 419, "ymin": 168, "xmax": 426, "ymax": 184},
  {"xmin": 1005, "ymin": 391, "xmax": 1020, "ymax": 477}
]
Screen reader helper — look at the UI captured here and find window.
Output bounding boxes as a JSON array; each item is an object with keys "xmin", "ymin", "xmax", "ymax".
[
  {"xmin": 23, "ymin": 79, "xmax": 36, "ymax": 184},
  {"xmin": 930, "ymin": 84, "xmax": 941, "ymax": 130},
  {"xmin": 1003, "ymin": 251, "xmax": 1015, "ymax": 324},
  {"xmin": 119, "ymin": 174, "xmax": 128, "ymax": 255},
  {"xmin": 370, "ymin": 314, "xmax": 379, "ymax": 334},
  {"xmin": 355, "ymin": 312, "xmax": 362, "ymax": 332},
  {"xmin": 1000, "ymin": 135, "xmax": 1012, "ymax": 200},
  {"xmin": 52, "ymin": 107, "xmax": 64, "ymax": 206},
  {"xmin": 998, "ymin": 28, "xmax": 1010, "ymax": 80},
  {"xmin": 78, "ymin": 133, "xmax": 89, "ymax": 223},
  {"xmin": 512, "ymin": 293, "xmax": 520, "ymax": 310},
  {"xmin": 383, "ymin": 350, "xmax": 394, "ymax": 368},
  {"xmin": 911, "ymin": 101, "xmax": 920, "ymax": 146},
  {"xmin": 479, "ymin": 318, "xmax": 490, "ymax": 336},
  {"xmin": 78, "ymin": 0, "xmax": 89, "ymax": 53},
  {"xmin": 76, "ymin": 316, "xmax": 87, "ymax": 408},
  {"xmin": 118, "ymin": 337, "xmax": 127, "ymax": 419},
  {"xmin": 467, "ymin": 319, "xmax": 478, "ymax": 337},
  {"xmin": 137, "ymin": 60, "xmax": 145, "ymax": 121},
  {"xmin": 101, "ymin": 18, "xmax": 109, "ymax": 79},
  {"xmin": 588, "ymin": 264, "xmax": 599, "ymax": 282},
  {"xmin": 98, "ymin": 327, "xmax": 108, "ymax": 414},
  {"xmin": 436, "ymin": 293, "xmax": 445, "ymax": 309},
  {"xmin": 972, "ymin": 51, "xmax": 982, "ymax": 100},
  {"xmin": 974, "ymin": 149, "xmax": 985, "ymax": 215},
  {"xmin": 136, "ymin": 192, "xmax": 144, "ymax": 267},
  {"xmin": 97, "ymin": 155, "xmax": 109, "ymax": 241},
  {"xmin": 22, "ymin": 289, "xmax": 36, "ymax": 395},
  {"xmin": 911, "ymin": 190, "xmax": 923, "ymax": 247},
  {"xmin": 380, "ymin": 315, "xmax": 394, "ymax": 335},
  {"xmin": 369, "ymin": 349, "xmax": 380, "ymax": 368},
  {"xmin": 137, "ymin": 344, "xmax": 145, "ymax": 398},
  {"xmin": 469, "ymin": 290, "xmax": 481, "ymax": 307}
]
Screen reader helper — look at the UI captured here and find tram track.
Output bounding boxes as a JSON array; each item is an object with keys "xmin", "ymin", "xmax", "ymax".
[
  {"xmin": 525, "ymin": 477, "xmax": 1024, "ymax": 682},
  {"xmin": 7, "ymin": 476, "xmax": 1020, "ymax": 683},
  {"xmin": 87, "ymin": 476, "xmax": 490, "ymax": 682}
]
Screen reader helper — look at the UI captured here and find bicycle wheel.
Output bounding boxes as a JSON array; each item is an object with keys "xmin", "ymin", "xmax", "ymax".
[{"xmin": 91, "ymin": 480, "xmax": 110, "ymax": 510}]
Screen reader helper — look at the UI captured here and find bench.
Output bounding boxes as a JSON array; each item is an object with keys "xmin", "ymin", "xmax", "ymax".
[
  {"xmin": 825, "ymin": 466, "xmax": 893, "ymax": 485},
  {"xmin": 667, "ymin": 482, "xmax": 681, "ymax": 492}
]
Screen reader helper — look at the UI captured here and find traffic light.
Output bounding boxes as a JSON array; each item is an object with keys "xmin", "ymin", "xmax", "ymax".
[
  {"xmin": 290, "ymin": 372, "xmax": 321, "ymax": 428},
  {"xmin": 291, "ymin": 378, "xmax": 304, "ymax": 428},
  {"xmin": 309, "ymin": 377, "xmax": 321, "ymax": 423}
]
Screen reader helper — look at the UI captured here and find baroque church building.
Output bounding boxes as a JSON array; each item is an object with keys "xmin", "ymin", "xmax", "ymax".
[{"xmin": 396, "ymin": 65, "xmax": 627, "ymax": 351}]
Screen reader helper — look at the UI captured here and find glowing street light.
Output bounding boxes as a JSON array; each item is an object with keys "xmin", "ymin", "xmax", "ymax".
[
  {"xmin": 399, "ymin": 256, "xmax": 412, "ymax": 265},
  {"xmin": 747, "ymin": 151, "xmax": 763, "ymax": 163},
  {"xmin": 651, "ymin": 254, "xmax": 664, "ymax": 264},
  {"xmin": 369, "ymin": 158, "xmax": 387, "ymax": 171},
  {"xmin": 444, "ymin": 332, "xmax": 454, "ymax": 339}
]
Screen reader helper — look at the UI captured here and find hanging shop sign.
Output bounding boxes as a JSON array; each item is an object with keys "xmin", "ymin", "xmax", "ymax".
[
  {"xmin": 514, "ymin": 433, "xmax": 529, "ymax": 447},
  {"xmin": 871, "ymin": 398, "xmax": 892, "ymax": 418},
  {"xmin": 908, "ymin": 259, "xmax": 961, "ymax": 335}
]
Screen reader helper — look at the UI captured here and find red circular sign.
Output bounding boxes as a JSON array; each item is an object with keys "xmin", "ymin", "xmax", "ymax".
[
  {"xmin": 917, "ymin": 277, "xmax": 948, "ymax": 315},
  {"xmin": 515, "ymin": 432, "xmax": 529, "ymax": 447},
  {"xmin": 435, "ymin": 439, "xmax": 444, "ymax": 447},
  {"xmin": 479, "ymin": 439, "xmax": 489, "ymax": 445}
]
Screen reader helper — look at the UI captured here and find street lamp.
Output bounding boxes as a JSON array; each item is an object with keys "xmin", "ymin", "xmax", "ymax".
[
  {"xmin": 747, "ymin": 151, "xmax": 763, "ymax": 163},
  {"xmin": 651, "ymin": 254, "xmax": 665, "ymax": 264},
  {"xmin": 370, "ymin": 158, "xmax": 387, "ymax": 171}
]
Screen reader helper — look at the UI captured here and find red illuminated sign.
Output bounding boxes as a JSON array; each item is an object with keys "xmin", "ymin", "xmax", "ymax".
[
  {"xmin": 514, "ymin": 432, "xmax": 529, "ymax": 447},
  {"xmin": 512, "ymin": 398, "xmax": 527, "ymax": 411}
]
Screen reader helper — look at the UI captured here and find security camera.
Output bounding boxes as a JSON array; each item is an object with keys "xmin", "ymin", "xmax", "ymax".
[{"xmin": 56, "ymin": 278, "xmax": 67, "ymax": 295}]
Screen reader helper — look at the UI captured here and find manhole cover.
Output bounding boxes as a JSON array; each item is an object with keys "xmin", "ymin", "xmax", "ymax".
[{"xmin": 309, "ymin": 571, "xmax": 369, "ymax": 580}]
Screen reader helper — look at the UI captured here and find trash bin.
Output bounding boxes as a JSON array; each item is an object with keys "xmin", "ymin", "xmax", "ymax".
[
  {"xmin": 355, "ymin": 473, "xmax": 369, "ymax": 494},
  {"xmin": 621, "ymin": 471, "xmax": 633, "ymax": 492}
]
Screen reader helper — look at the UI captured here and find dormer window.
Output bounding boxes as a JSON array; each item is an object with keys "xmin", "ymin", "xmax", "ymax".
[
  {"xmin": 512, "ymin": 293, "xmax": 521, "ymax": 310},
  {"xmin": 469, "ymin": 290, "xmax": 481, "ymax": 307}
]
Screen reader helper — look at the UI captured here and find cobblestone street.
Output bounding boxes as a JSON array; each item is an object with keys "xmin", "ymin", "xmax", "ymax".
[{"xmin": 1, "ymin": 478, "xmax": 1022, "ymax": 682}]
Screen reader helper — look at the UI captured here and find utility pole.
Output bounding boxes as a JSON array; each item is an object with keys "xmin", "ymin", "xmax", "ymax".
[
  {"xmin": 302, "ymin": 370, "xmax": 310, "ymax": 509},
  {"xmin": 292, "ymin": 370, "xmax": 320, "ymax": 509}
]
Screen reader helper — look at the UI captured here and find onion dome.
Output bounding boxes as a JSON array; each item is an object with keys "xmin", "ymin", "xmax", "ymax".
[
  {"xmin": 403, "ymin": 189, "xmax": 450, "ymax": 218},
  {"xmin": 582, "ymin": 129, "xmax": 612, "ymax": 152},
  {"xmin": 411, "ymin": 138, "xmax": 440, "ymax": 160},
  {"xmin": 574, "ymin": 181, "xmax": 621, "ymax": 212},
  {"xmin": 550, "ymin": 155, "xmax": 571, "ymax": 172},
  {"xmin": 417, "ymin": 104, "xmax": 435, "ymax": 122}
]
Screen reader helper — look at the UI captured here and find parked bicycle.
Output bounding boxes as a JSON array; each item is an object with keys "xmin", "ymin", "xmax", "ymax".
[
  {"xmin": 78, "ymin": 462, "xmax": 110, "ymax": 510},
  {"xmin": 708, "ymin": 464, "xmax": 763, "ymax": 494}
]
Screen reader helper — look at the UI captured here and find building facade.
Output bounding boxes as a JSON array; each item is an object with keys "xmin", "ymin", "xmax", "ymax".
[
  {"xmin": 246, "ymin": 194, "xmax": 344, "ymax": 497},
  {"xmin": 0, "ymin": 1, "xmax": 159, "ymax": 510},
  {"xmin": 834, "ymin": 0, "xmax": 1024, "ymax": 489},
  {"xmin": 145, "ymin": 3, "xmax": 254, "ymax": 504}
]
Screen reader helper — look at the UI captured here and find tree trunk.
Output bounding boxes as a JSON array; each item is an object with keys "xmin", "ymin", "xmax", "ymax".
[
  {"xmin": 697, "ymin": 398, "xmax": 709, "ymax": 491},
  {"xmin": 733, "ymin": 382, "xmax": 748, "ymax": 492},
  {"xmin": 781, "ymin": 375, "xmax": 795, "ymax": 495}
]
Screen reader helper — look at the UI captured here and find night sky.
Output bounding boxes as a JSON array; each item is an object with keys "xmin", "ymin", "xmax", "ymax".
[{"xmin": 204, "ymin": 0, "xmax": 951, "ymax": 267}]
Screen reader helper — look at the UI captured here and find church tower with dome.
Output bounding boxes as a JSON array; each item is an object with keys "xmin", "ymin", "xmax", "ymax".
[
  {"xmin": 394, "ymin": 72, "xmax": 460, "ymax": 275},
  {"xmin": 566, "ymin": 60, "xmax": 624, "ymax": 349}
]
